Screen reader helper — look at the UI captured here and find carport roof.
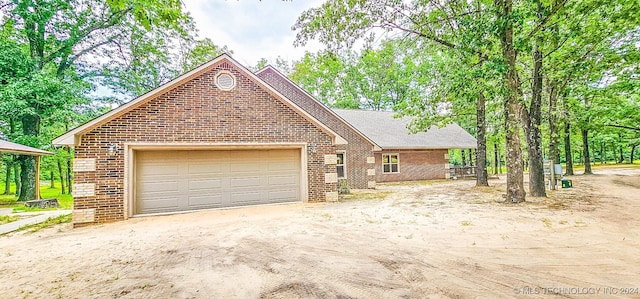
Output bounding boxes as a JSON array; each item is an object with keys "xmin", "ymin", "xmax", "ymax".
[{"xmin": 0, "ymin": 140, "xmax": 53, "ymax": 156}]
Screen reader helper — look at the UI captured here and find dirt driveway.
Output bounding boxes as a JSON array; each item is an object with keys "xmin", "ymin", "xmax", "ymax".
[{"xmin": 2, "ymin": 167, "xmax": 639, "ymax": 298}]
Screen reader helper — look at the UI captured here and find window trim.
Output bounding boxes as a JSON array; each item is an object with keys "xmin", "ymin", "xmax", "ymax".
[
  {"xmin": 215, "ymin": 70, "xmax": 236, "ymax": 91},
  {"xmin": 382, "ymin": 153, "xmax": 400, "ymax": 174},
  {"xmin": 336, "ymin": 151, "xmax": 346, "ymax": 178}
]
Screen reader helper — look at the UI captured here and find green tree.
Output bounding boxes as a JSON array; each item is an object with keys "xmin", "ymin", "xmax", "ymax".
[
  {"xmin": 289, "ymin": 51, "xmax": 356, "ymax": 107},
  {"xmin": 294, "ymin": 0, "xmax": 501, "ymax": 190},
  {"xmin": 0, "ymin": 0, "xmax": 188, "ymax": 200}
]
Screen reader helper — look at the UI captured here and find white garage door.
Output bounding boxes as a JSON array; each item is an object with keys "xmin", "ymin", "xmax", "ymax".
[{"xmin": 135, "ymin": 149, "xmax": 301, "ymax": 214}]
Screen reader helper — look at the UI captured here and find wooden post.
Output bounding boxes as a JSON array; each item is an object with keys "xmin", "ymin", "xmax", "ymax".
[{"xmin": 35, "ymin": 155, "xmax": 41, "ymax": 199}]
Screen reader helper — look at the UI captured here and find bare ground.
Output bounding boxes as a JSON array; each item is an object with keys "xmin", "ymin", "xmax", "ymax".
[{"xmin": 1, "ymin": 167, "xmax": 639, "ymax": 299}]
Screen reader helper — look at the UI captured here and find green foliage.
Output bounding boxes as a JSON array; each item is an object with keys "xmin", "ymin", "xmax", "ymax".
[
  {"xmin": 0, "ymin": 215, "xmax": 19, "ymax": 225},
  {"xmin": 17, "ymin": 213, "xmax": 72, "ymax": 233},
  {"xmin": 0, "ymin": 182, "xmax": 73, "ymax": 210},
  {"xmin": 290, "ymin": 50, "xmax": 353, "ymax": 106},
  {"xmin": 0, "ymin": 0, "xmax": 209, "ymax": 199}
]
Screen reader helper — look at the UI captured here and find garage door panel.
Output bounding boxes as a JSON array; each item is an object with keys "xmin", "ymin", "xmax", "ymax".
[
  {"xmin": 136, "ymin": 149, "xmax": 301, "ymax": 215},
  {"xmin": 188, "ymin": 194, "xmax": 224, "ymax": 207},
  {"xmin": 229, "ymin": 191, "xmax": 263, "ymax": 204},
  {"xmin": 268, "ymin": 175, "xmax": 298, "ymax": 186},
  {"xmin": 138, "ymin": 151, "xmax": 180, "ymax": 162},
  {"xmin": 139, "ymin": 196, "xmax": 180, "ymax": 211},
  {"xmin": 188, "ymin": 178, "xmax": 223, "ymax": 190},
  {"xmin": 268, "ymin": 161, "xmax": 298, "ymax": 171},
  {"xmin": 139, "ymin": 164, "xmax": 180, "ymax": 176},
  {"xmin": 268, "ymin": 149, "xmax": 298, "ymax": 158},
  {"xmin": 138, "ymin": 181, "xmax": 179, "ymax": 193},
  {"xmin": 188, "ymin": 163, "xmax": 225, "ymax": 174},
  {"xmin": 268, "ymin": 190, "xmax": 298, "ymax": 201},
  {"xmin": 230, "ymin": 162, "xmax": 263, "ymax": 173},
  {"xmin": 230, "ymin": 176, "xmax": 262, "ymax": 188}
]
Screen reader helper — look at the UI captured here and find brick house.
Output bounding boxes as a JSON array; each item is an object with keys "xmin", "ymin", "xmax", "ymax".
[
  {"xmin": 53, "ymin": 53, "xmax": 476, "ymax": 226},
  {"xmin": 332, "ymin": 109, "xmax": 477, "ymax": 182}
]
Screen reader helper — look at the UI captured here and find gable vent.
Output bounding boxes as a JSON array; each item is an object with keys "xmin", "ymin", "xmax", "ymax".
[{"xmin": 215, "ymin": 71, "xmax": 236, "ymax": 91}]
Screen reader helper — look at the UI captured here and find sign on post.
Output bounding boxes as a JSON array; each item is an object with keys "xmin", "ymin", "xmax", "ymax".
[{"xmin": 543, "ymin": 160, "xmax": 563, "ymax": 190}]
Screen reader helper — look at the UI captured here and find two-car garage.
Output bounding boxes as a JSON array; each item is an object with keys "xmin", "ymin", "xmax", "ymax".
[{"xmin": 134, "ymin": 148, "xmax": 302, "ymax": 215}]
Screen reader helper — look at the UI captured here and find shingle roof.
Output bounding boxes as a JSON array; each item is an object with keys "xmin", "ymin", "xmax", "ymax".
[
  {"xmin": 0, "ymin": 140, "xmax": 53, "ymax": 156},
  {"xmin": 332, "ymin": 109, "xmax": 477, "ymax": 149}
]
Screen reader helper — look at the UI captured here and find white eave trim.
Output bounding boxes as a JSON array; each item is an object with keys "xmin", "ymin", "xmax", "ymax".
[{"xmin": 52, "ymin": 53, "xmax": 348, "ymax": 147}]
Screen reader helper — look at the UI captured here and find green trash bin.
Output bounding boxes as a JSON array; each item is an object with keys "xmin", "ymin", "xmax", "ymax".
[{"xmin": 562, "ymin": 179, "xmax": 572, "ymax": 188}]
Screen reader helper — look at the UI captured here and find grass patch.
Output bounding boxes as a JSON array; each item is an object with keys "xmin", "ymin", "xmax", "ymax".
[
  {"xmin": 0, "ymin": 215, "xmax": 19, "ymax": 224},
  {"xmin": 321, "ymin": 213, "xmax": 333, "ymax": 220},
  {"xmin": 17, "ymin": 214, "xmax": 72, "ymax": 234},
  {"xmin": 382, "ymin": 179, "xmax": 450, "ymax": 187},
  {"xmin": 0, "ymin": 183, "xmax": 73, "ymax": 211},
  {"xmin": 541, "ymin": 218, "xmax": 552, "ymax": 228},
  {"xmin": 340, "ymin": 190, "xmax": 392, "ymax": 201},
  {"xmin": 570, "ymin": 163, "xmax": 640, "ymax": 172}
]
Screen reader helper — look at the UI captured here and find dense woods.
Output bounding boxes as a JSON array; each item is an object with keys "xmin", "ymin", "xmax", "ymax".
[
  {"xmin": 0, "ymin": 0, "xmax": 227, "ymax": 200},
  {"xmin": 1, "ymin": 0, "xmax": 638, "ymax": 202}
]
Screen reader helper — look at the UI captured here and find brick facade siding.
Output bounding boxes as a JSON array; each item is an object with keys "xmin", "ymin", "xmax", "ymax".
[
  {"xmin": 73, "ymin": 60, "xmax": 337, "ymax": 226},
  {"xmin": 257, "ymin": 68, "xmax": 376, "ymax": 189},
  {"xmin": 375, "ymin": 149, "xmax": 449, "ymax": 182}
]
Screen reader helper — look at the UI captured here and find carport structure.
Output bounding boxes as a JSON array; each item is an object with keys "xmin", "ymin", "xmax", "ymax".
[{"xmin": 0, "ymin": 140, "xmax": 53, "ymax": 199}]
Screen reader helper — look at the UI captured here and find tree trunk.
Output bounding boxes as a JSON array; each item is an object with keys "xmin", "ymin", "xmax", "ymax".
[
  {"xmin": 523, "ymin": 13, "xmax": 547, "ymax": 197},
  {"xmin": 498, "ymin": 149, "xmax": 502, "ymax": 174},
  {"xmin": 66, "ymin": 150, "xmax": 73, "ymax": 194},
  {"xmin": 462, "ymin": 149, "xmax": 467, "ymax": 166},
  {"xmin": 3, "ymin": 159, "xmax": 11, "ymax": 195},
  {"xmin": 631, "ymin": 145, "xmax": 636, "ymax": 164},
  {"xmin": 18, "ymin": 114, "xmax": 41, "ymax": 201},
  {"xmin": 476, "ymin": 92, "xmax": 489, "ymax": 186},
  {"xmin": 547, "ymin": 0, "xmax": 561, "ymax": 165},
  {"xmin": 564, "ymin": 121, "xmax": 574, "ymax": 175},
  {"xmin": 493, "ymin": 143, "xmax": 499, "ymax": 175},
  {"xmin": 50, "ymin": 170, "xmax": 55, "ymax": 188},
  {"xmin": 13, "ymin": 163, "xmax": 21, "ymax": 198},
  {"xmin": 582, "ymin": 129, "xmax": 592, "ymax": 174},
  {"xmin": 548, "ymin": 83, "xmax": 561, "ymax": 164},
  {"xmin": 619, "ymin": 145, "xmax": 623, "ymax": 164},
  {"xmin": 497, "ymin": 0, "xmax": 526, "ymax": 203},
  {"xmin": 18, "ymin": 156, "xmax": 37, "ymax": 201},
  {"xmin": 57, "ymin": 159, "xmax": 66, "ymax": 194},
  {"xmin": 4, "ymin": 119, "xmax": 16, "ymax": 195}
]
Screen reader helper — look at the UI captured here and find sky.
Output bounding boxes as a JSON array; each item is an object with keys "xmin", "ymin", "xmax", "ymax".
[{"xmin": 182, "ymin": 0, "xmax": 326, "ymax": 67}]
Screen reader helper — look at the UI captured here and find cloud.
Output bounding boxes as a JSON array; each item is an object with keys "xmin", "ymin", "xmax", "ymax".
[{"xmin": 183, "ymin": 0, "xmax": 325, "ymax": 66}]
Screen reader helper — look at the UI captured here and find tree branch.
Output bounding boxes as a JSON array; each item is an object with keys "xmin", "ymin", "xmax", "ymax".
[
  {"xmin": 382, "ymin": 20, "xmax": 457, "ymax": 49},
  {"xmin": 606, "ymin": 125, "xmax": 640, "ymax": 131},
  {"xmin": 526, "ymin": 0, "xmax": 569, "ymax": 40}
]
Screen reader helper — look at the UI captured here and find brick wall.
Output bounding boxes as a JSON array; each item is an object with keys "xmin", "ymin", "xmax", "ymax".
[
  {"xmin": 375, "ymin": 149, "xmax": 449, "ymax": 182},
  {"xmin": 73, "ymin": 59, "xmax": 337, "ymax": 226},
  {"xmin": 257, "ymin": 68, "xmax": 376, "ymax": 189}
]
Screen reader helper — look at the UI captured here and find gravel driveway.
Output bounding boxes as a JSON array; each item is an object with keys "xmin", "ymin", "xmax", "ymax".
[{"xmin": 2, "ymin": 167, "xmax": 639, "ymax": 298}]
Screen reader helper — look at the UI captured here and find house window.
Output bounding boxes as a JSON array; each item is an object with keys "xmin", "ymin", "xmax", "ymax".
[
  {"xmin": 336, "ymin": 152, "xmax": 345, "ymax": 178},
  {"xmin": 215, "ymin": 71, "xmax": 236, "ymax": 91},
  {"xmin": 382, "ymin": 154, "xmax": 399, "ymax": 173}
]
